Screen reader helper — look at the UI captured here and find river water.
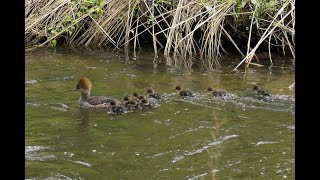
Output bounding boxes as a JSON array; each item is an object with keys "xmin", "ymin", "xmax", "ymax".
[{"xmin": 25, "ymin": 47, "xmax": 294, "ymax": 179}]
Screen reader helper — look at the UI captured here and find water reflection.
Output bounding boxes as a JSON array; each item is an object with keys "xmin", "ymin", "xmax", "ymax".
[
  {"xmin": 77, "ymin": 109, "xmax": 92, "ymax": 135},
  {"xmin": 208, "ymin": 109, "xmax": 226, "ymax": 180}
]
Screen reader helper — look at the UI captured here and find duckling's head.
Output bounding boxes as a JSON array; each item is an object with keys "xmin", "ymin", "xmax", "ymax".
[
  {"xmin": 147, "ymin": 89, "xmax": 154, "ymax": 94},
  {"xmin": 253, "ymin": 85, "xmax": 261, "ymax": 91},
  {"xmin": 141, "ymin": 99, "xmax": 148, "ymax": 104},
  {"xmin": 110, "ymin": 100, "xmax": 117, "ymax": 107},
  {"xmin": 138, "ymin": 95, "xmax": 146, "ymax": 100},
  {"xmin": 76, "ymin": 77, "xmax": 92, "ymax": 94},
  {"xmin": 175, "ymin": 85, "xmax": 182, "ymax": 91},
  {"xmin": 133, "ymin": 92, "xmax": 140, "ymax": 98},
  {"xmin": 207, "ymin": 87, "xmax": 213, "ymax": 92},
  {"xmin": 123, "ymin": 95, "xmax": 132, "ymax": 101}
]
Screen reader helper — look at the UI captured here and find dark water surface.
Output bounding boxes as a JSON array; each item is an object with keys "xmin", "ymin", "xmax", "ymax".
[{"xmin": 25, "ymin": 47, "xmax": 294, "ymax": 179}]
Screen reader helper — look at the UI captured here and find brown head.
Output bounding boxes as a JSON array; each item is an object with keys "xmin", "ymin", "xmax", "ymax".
[
  {"xmin": 141, "ymin": 99, "xmax": 148, "ymax": 104},
  {"xmin": 207, "ymin": 87, "xmax": 213, "ymax": 92},
  {"xmin": 175, "ymin": 85, "xmax": 182, "ymax": 91},
  {"xmin": 147, "ymin": 89, "xmax": 154, "ymax": 94},
  {"xmin": 253, "ymin": 85, "xmax": 261, "ymax": 91},
  {"xmin": 110, "ymin": 100, "xmax": 117, "ymax": 107},
  {"xmin": 138, "ymin": 95, "xmax": 146, "ymax": 100},
  {"xmin": 123, "ymin": 95, "xmax": 132, "ymax": 101},
  {"xmin": 133, "ymin": 92, "xmax": 140, "ymax": 98},
  {"xmin": 76, "ymin": 77, "xmax": 92, "ymax": 94}
]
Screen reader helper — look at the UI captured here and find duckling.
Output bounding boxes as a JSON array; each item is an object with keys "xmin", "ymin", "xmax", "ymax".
[
  {"xmin": 175, "ymin": 85, "xmax": 194, "ymax": 97},
  {"xmin": 132, "ymin": 92, "xmax": 140, "ymax": 100},
  {"xmin": 76, "ymin": 77, "xmax": 120, "ymax": 108},
  {"xmin": 127, "ymin": 99, "xmax": 140, "ymax": 110},
  {"xmin": 253, "ymin": 85, "xmax": 271, "ymax": 96},
  {"xmin": 138, "ymin": 95, "xmax": 147, "ymax": 101},
  {"xmin": 146, "ymin": 89, "xmax": 163, "ymax": 99},
  {"xmin": 110, "ymin": 100, "xmax": 127, "ymax": 114},
  {"xmin": 207, "ymin": 87, "xmax": 228, "ymax": 97},
  {"xmin": 121, "ymin": 95, "xmax": 132, "ymax": 107},
  {"xmin": 141, "ymin": 98, "xmax": 159, "ymax": 109}
]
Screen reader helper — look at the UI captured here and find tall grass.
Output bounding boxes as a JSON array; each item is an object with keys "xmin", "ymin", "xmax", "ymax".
[{"xmin": 25, "ymin": 0, "xmax": 295, "ymax": 69}]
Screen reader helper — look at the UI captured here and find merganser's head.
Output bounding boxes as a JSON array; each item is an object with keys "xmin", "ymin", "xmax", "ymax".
[{"xmin": 76, "ymin": 77, "xmax": 92, "ymax": 94}]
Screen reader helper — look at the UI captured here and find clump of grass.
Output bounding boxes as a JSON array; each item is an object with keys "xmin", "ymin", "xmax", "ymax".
[{"xmin": 25, "ymin": 0, "xmax": 295, "ymax": 69}]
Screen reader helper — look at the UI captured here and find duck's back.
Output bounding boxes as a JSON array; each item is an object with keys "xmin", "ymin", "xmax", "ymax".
[
  {"xmin": 180, "ymin": 90, "xmax": 193, "ymax": 97},
  {"xmin": 88, "ymin": 96, "xmax": 118, "ymax": 106}
]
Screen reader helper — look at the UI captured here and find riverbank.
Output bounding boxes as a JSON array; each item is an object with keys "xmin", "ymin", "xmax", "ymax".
[{"xmin": 25, "ymin": 0, "xmax": 295, "ymax": 69}]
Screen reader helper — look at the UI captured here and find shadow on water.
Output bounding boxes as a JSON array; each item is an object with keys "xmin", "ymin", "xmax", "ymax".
[{"xmin": 25, "ymin": 46, "xmax": 294, "ymax": 179}]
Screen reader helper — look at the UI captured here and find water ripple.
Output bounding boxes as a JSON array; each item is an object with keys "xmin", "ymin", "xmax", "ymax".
[
  {"xmin": 255, "ymin": 141, "xmax": 278, "ymax": 146},
  {"xmin": 69, "ymin": 160, "xmax": 92, "ymax": 167},
  {"xmin": 187, "ymin": 172, "xmax": 208, "ymax": 180},
  {"xmin": 171, "ymin": 135, "xmax": 239, "ymax": 163},
  {"xmin": 26, "ymin": 102, "xmax": 69, "ymax": 112},
  {"xmin": 25, "ymin": 80, "xmax": 39, "ymax": 84},
  {"xmin": 25, "ymin": 145, "xmax": 55, "ymax": 161}
]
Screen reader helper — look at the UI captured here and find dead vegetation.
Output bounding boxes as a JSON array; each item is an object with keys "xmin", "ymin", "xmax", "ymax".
[{"xmin": 25, "ymin": 0, "xmax": 295, "ymax": 69}]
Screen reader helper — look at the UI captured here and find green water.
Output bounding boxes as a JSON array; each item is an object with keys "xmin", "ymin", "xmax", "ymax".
[{"xmin": 25, "ymin": 47, "xmax": 295, "ymax": 179}]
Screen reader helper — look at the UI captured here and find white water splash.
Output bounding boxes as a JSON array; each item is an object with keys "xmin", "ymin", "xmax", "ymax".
[
  {"xmin": 255, "ymin": 141, "xmax": 278, "ymax": 146},
  {"xmin": 171, "ymin": 135, "xmax": 239, "ymax": 163},
  {"xmin": 70, "ymin": 160, "xmax": 92, "ymax": 167}
]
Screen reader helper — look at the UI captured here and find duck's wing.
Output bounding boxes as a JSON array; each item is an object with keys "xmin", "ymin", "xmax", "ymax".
[{"xmin": 88, "ymin": 96, "xmax": 117, "ymax": 105}]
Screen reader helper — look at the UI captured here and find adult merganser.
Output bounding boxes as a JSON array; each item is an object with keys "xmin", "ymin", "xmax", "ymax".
[{"xmin": 76, "ymin": 77, "xmax": 120, "ymax": 108}]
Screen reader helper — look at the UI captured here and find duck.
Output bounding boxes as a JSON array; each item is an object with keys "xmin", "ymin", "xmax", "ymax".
[
  {"xmin": 132, "ymin": 92, "xmax": 140, "ymax": 100},
  {"xmin": 76, "ymin": 77, "xmax": 120, "ymax": 108},
  {"xmin": 253, "ymin": 85, "xmax": 272, "ymax": 96},
  {"xmin": 109, "ymin": 100, "xmax": 127, "ymax": 114},
  {"xmin": 175, "ymin": 85, "xmax": 194, "ymax": 97},
  {"xmin": 138, "ymin": 95, "xmax": 147, "ymax": 101},
  {"xmin": 121, "ymin": 95, "xmax": 132, "ymax": 106},
  {"xmin": 141, "ymin": 98, "xmax": 159, "ymax": 109},
  {"xmin": 126, "ymin": 99, "xmax": 140, "ymax": 110},
  {"xmin": 207, "ymin": 87, "xmax": 228, "ymax": 97},
  {"xmin": 146, "ymin": 89, "xmax": 163, "ymax": 99}
]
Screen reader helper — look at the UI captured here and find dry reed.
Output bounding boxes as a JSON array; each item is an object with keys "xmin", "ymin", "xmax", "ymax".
[{"xmin": 25, "ymin": 0, "xmax": 295, "ymax": 69}]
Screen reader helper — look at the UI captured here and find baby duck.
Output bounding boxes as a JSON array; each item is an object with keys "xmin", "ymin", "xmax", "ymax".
[
  {"xmin": 126, "ymin": 99, "xmax": 140, "ymax": 110},
  {"xmin": 76, "ymin": 77, "xmax": 120, "ymax": 108},
  {"xmin": 207, "ymin": 87, "xmax": 228, "ymax": 97},
  {"xmin": 110, "ymin": 100, "xmax": 127, "ymax": 115},
  {"xmin": 132, "ymin": 92, "xmax": 140, "ymax": 100},
  {"xmin": 121, "ymin": 95, "xmax": 132, "ymax": 106},
  {"xmin": 146, "ymin": 89, "xmax": 163, "ymax": 100},
  {"xmin": 141, "ymin": 98, "xmax": 159, "ymax": 109},
  {"xmin": 253, "ymin": 85, "xmax": 272, "ymax": 96},
  {"xmin": 175, "ymin": 85, "xmax": 194, "ymax": 97}
]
